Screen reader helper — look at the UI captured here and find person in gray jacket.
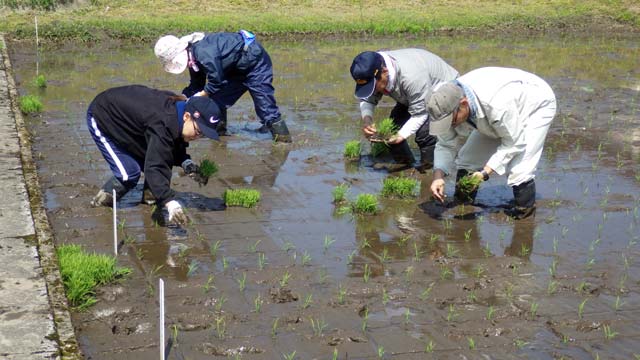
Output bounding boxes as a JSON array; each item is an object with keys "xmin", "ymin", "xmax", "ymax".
[{"xmin": 350, "ymin": 49, "xmax": 458, "ymax": 171}]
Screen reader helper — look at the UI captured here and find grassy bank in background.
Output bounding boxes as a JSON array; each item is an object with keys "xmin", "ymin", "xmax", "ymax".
[{"xmin": 1, "ymin": 0, "xmax": 639, "ymax": 42}]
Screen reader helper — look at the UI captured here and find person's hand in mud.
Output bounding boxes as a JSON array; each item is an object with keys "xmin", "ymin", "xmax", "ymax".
[
  {"xmin": 181, "ymin": 159, "xmax": 208, "ymax": 186},
  {"xmin": 166, "ymin": 200, "xmax": 189, "ymax": 226},
  {"xmin": 430, "ymin": 169, "xmax": 447, "ymax": 203},
  {"xmin": 386, "ymin": 134, "xmax": 405, "ymax": 145}
]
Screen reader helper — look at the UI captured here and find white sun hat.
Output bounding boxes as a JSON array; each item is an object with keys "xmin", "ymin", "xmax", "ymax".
[{"xmin": 154, "ymin": 35, "xmax": 189, "ymax": 74}]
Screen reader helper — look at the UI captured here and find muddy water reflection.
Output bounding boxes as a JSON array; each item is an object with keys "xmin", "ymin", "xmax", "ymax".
[{"xmin": 9, "ymin": 34, "xmax": 640, "ymax": 358}]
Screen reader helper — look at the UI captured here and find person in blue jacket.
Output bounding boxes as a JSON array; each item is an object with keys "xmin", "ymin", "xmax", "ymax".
[
  {"xmin": 88, "ymin": 85, "xmax": 223, "ymax": 226},
  {"xmin": 154, "ymin": 30, "xmax": 291, "ymax": 142}
]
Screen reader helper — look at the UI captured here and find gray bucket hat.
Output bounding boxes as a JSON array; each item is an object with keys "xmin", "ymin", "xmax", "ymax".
[{"xmin": 427, "ymin": 82, "xmax": 465, "ymax": 136}]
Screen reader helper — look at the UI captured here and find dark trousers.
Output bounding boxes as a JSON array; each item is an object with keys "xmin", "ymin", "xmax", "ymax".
[{"xmin": 389, "ymin": 103, "xmax": 437, "ymax": 148}]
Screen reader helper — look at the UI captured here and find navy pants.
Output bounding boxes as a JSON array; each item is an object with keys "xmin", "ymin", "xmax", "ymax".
[
  {"xmin": 389, "ymin": 103, "xmax": 437, "ymax": 149},
  {"xmin": 201, "ymin": 44, "xmax": 281, "ymax": 126},
  {"xmin": 87, "ymin": 110, "xmax": 141, "ymax": 190}
]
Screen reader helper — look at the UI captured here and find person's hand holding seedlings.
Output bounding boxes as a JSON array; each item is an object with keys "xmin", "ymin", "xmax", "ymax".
[{"xmin": 386, "ymin": 134, "xmax": 405, "ymax": 144}]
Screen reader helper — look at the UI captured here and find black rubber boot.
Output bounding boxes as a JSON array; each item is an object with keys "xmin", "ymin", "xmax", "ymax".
[
  {"xmin": 269, "ymin": 118, "xmax": 292, "ymax": 143},
  {"xmin": 507, "ymin": 179, "xmax": 536, "ymax": 219},
  {"xmin": 215, "ymin": 107, "xmax": 228, "ymax": 136},
  {"xmin": 389, "ymin": 140, "xmax": 415, "ymax": 165},
  {"xmin": 91, "ymin": 176, "xmax": 129, "ymax": 207},
  {"xmin": 454, "ymin": 169, "xmax": 478, "ymax": 204},
  {"xmin": 415, "ymin": 145, "xmax": 435, "ymax": 173}
]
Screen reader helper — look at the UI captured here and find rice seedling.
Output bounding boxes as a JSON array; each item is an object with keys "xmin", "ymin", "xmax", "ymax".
[
  {"xmin": 519, "ymin": 243, "xmax": 531, "ymax": 257},
  {"xmin": 18, "ymin": 95, "xmax": 43, "ymax": 114},
  {"xmin": 578, "ymin": 298, "xmax": 587, "ymax": 319},
  {"xmin": 172, "ymin": 324, "xmax": 179, "ymax": 345},
  {"xmin": 224, "ymin": 188, "xmax": 261, "ymax": 208},
  {"xmin": 279, "ymin": 271, "xmax": 291, "ymax": 287},
  {"xmin": 428, "ymin": 233, "xmax": 439, "ymax": 246},
  {"xmin": 310, "ymin": 318, "xmax": 327, "ymax": 337},
  {"xmin": 352, "ymin": 193, "xmax": 379, "ymax": 214},
  {"xmin": 530, "ymin": 301, "xmax": 539, "ymax": 318},
  {"xmin": 381, "ymin": 176, "xmax": 419, "ymax": 198},
  {"xmin": 257, "ymin": 253, "xmax": 267, "ymax": 270},
  {"xmin": 403, "ymin": 308, "xmax": 411, "ymax": 326},
  {"xmin": 413, "ymin": 242, "xmax": 424, "ymax": 261},
  {"xmin": 514, "ymin": 339, "xmax": 528, "ymax": 349},
  {"xmin": 467, "ymin": 290, "xmax": 477, "ymax": 302},
  {"xmin": 360, "ymin": 237, "xmax": 371, "ymax": 249},
  {"xmin": 33, "ymin": 74, "xmax": 47, "ymax": 88},
  {"xmin": 282, "ymin": 241, "xmax": 295, "ymax": 252},
  {"xmin": 209, "ymin": 240, "xmax": 222, "ymax": 258},
  {"xmin": 473, "ymin": 264, "xmax": 486, "ymax": 278},
  {"xmin": 283, "ymin": 351, "xmax": 296, "ymax": 360},
  {"xmin": 403, "ymin": 265, "xmax": 414, "ymax": 283},
  {"xmin": 482, "ymin": 242, "xmax": 492, "ymax": 258},
  {"xmin": 504, "ymin": 283, "xmax": 515, "ymax": 301},
  {"xmin": 445, "ymin": 243, "xmax": 459, "ymax": 258},
  {"xmin": 202, "ymin": 275, "xmax": 215, "ymax": 294},
  {"xmin": 317, "ymin": 268, "xmax": 329, "ymax": 284},
  {"xmin": 187, "ymin": 260, "xmax": 199, "ymax": 277},
  {"xmin": 56, "ymin": 244, "xmax": 131, "ymax": 309},
  {"xmin": 301, "ymin": 250, "xmax": 312, "ymax": 266},
  {"xmin": 424, "ymin": 340, "xmax": 435, "ymax": 353},
  {"xmin": 249, "ymin": 239, "xmax": 262, "ymax": 253},
  {"xmin": 547, "ymin": 280, "xmax": 559, "ymax": 295},
  {"xmin": 377, "ymin": 345, "xmax": 385, "ymax": 358},
  {"xmin": 347, "ymin": 250, "xmax": 356, "ymax": 264},
  {"xmin": 419, "ymin": 283, "xmax": 434, "ymax": 301},
  {"xmin": 440, "ymin": 266, "xmax": 453, "ymax": 280},
  {"xmin": 602, "ymin": 324, "xmax": 618, "ymax": 340},
  {"xmin": 323, "ymin": 235, "xmax": 336, "ymax": 252},
  {"xmin": 468, "ymin": 337, "xmax": 476, "ymax": 350},
  {"xmin": 370, "ymin": 118, "xmax": 398, "ymax": 157},
  {"xmin": 549, "ymin": 258, "xmax": 558, "ymax": 277},
  {"xmin": 614, "ymin": 295, "xmax": 624, "ymax": 311},
  {"xmin": 302, "ymin": 293, "xmax": 313, "ymax": 309},
  {"xmin": 456, "ymin": 174, "xmax": 482, "ymax": 200},
  {"xmin": 332, "ymin": 183, "xmax": 349, "ymax": 204},
  {"xmin": 336, "ymin": 284, "xmax": 347, "ymax": 305},
  {"xmin": 382, "ymin": 288, "xmax": 390, "ymax": 305},
  {"xmin": 464, "ymin": 228, "xmax": 472, "ymax": 242},
  {"xmin": 361, "ymin": 308, "xmax": 369, "ymax": 332},
  {"xmin": 446, "ymin": 304, "xmax": 458, "ymax": 322},
  {"xmin": 236, "ymin": 272, "xmax": 247, "ymax": 292},
  {"xmin": 380, "ymin": 247, "xmax": 391, "ymax": 263},
  {"xmin": 332, "ymin": 348, "xmax": 338, "ymax": 360},
  {"xmin": 397, "ymin": 235, "xmax": 410, "ymax": 247},
  {"xmin": 442, "ymin": 218, "xmax": 453, "ymax": 231},
  {"xmin": 252, "ymin": 293, "xmax": 264, "ymax": 313},
  {"xmin": 214, "ymin": 294, "xmax": 227, "ymax": 312},
  {"xmin": 343, "ymin": 140, "xmax": 361, "ymax": 159},
  {"xmin": 198, "ymin": 158, "xmax": 218, "ymax": 179},
  {"xmin": 222, "ymin": 256, "xmax": 229, "ymax": 271},
  {"xmin": 215, "ymin": 316, "xmax": 226, "ymax": 339},
  {"xmin": 486, "ymin": 306, "xmax": 495, "ymax": 321},
  {"xmin": 271, "ymin": 318, "xmax": 279, "ymax": 338},
  {"xmin": 363, "ymin": 263, "xmax": 371, "ymax": 283}
]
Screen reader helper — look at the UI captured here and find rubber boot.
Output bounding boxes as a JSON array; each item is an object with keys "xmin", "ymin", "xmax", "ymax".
[
  {"xmin": 390, "ymin": 140, "xmax": 415, "ymax": 165},
  {"xmin": 269, "ymin": 118, "xmax": 292, "ymax": 143},
  {"xmin": 507, "ymin": 179, "xmax": 536, "ymax": 220},
  {"xmin": 215, "ymin": 107, "xmax": 228, "ymax": 136},
  {"xmin": 415, "ymin": 144, "xmax": 435, "ymax": 173},
  {"xmin": 454, "ymin": 169, "xmax": 478, "ymax": 204},
  {"xmin": 141, "ymin": 181, "xmax": 156, "ymax": 205},
  {"xmin": 91, "ymin": 176, "xmax": 129, "ymax": 207}
]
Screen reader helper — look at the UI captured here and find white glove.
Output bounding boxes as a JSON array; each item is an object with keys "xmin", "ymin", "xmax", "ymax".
[{"xmin": 166, "ymin": 200, "xmax": 189, "ymax": 226}]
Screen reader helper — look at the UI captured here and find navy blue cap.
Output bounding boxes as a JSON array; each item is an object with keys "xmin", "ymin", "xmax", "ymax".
[
  {"xmin": 185, "ymin": 96, "xmax": 222, "ymax": 140},
  {"xmin": 350, "ymin": 51, "xmax": 384, "ymax": 99}
]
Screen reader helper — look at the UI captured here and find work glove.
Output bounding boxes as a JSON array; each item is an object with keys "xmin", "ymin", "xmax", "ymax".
[
  {"xmin": 166, "ymin": 200, "xmax": 189, "ymax": 226},
  {"xmin": 182, "ymin": 159, "xmax": 209, "ymax": 186}
]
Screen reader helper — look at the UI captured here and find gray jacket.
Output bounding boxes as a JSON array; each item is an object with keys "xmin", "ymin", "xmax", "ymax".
[{"xmin": 360, "ymin": 48, "xmax": 458, "ymax": 138}]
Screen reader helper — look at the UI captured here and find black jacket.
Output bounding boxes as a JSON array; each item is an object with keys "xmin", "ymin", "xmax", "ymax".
[
  {"xmin": 183, "ymin": 32, "xmax": 265, "ymax": 97},
  {"xmin": 89, "ymin": 85, "xmax": 189, "ymax": 206}
]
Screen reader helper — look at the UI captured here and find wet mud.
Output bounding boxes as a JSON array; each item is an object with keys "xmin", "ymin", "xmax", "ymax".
[{"xmin": 8, "ymin": 34, "xmax": 640, "ymax": 358}]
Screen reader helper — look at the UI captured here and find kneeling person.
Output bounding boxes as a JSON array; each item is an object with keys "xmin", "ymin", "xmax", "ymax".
[{"xmin": 88, "ymin": 85, "xmax": 222, "ymax": 225}]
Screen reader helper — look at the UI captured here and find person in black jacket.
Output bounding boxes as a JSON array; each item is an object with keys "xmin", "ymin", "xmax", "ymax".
[
  {"xmin": 154, "ymin": 30, "xmax": 291, "ymax": 143},
  {"xmin": 87, "ymin": 85, "xmax": 222, "ymax": 225}
]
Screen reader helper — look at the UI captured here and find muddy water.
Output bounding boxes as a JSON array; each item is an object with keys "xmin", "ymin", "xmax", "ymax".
[{"xmin": 9, "ymin": 34, "xmax": 640, "ymax": 359}]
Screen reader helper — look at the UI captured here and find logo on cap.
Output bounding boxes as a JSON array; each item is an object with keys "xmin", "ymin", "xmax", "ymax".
[
  {"xmin": 209, "ymin": 116, "xmax": 219, "ymax": 124},
  {"xmin": 193, "ymin": 111, "xmax": 200, "ymax": 119}
]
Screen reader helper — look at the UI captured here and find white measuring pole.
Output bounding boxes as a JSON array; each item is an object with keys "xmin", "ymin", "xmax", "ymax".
[
  {"xmin": 159, "ymin": 278, "xmax": 165, "ymax": 360},
  {"xmin": 112, "ymin": 189, "xmax": 117, "ymax": 256}
]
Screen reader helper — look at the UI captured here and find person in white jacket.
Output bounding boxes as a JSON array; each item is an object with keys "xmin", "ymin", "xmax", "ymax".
[
  {"xmin": 426, "ymin": 67, "xmax": 557, "ymax": 219},
  {"xmin": 350, "ymin": 49, "xmax": 458, "ymax": 171}
]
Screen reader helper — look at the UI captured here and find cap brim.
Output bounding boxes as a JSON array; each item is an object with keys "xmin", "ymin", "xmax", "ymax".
[
  {"xmin": 196, "ymin": 118, "xmax": 220, "ymax": 141},
  {"xmin": 354, "ymin": 78, "xmax": 376, "ymax": 99},
  {"xmin": 162, "ymin": 49, "xmax": 188, "ymax": 74},
  {"xmin": 428, "ymin": 112, "xmax": 455, "ymax": 136}
]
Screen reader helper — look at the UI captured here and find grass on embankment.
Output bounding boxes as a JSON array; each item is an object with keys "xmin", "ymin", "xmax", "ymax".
[
  {"xmin": 57, "ymin": 244, "xmax": 131, "ymax": 310},
  {"xmin": 1, "ymin": 0, "xmax": 638, "ymax": 42}
]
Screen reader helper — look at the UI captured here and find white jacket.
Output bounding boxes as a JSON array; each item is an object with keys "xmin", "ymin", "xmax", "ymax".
[{"xmin": 434, "ymin": 67, "xmax": 556, "ymax": 176}]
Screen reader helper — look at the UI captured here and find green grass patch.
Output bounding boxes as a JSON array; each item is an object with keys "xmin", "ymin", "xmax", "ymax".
[
  {"xmin": 57, "ymin": 244, "xmax": 131, "ymax": 310},
  {"xmin": 332, "ymin": 183, "xmax": 349, "ymax": 204},
  {"xmin": 381, "ymin": 176, "xmax": 420, "ymax": 198},
  {"xmin": 18, "ymin": 95, "xmax": 43, "ymax": 114},
  {"xmin": 343, "ymin": 140, "xmax": 361, "ymax": 160},
  {"xmin": 456, "ymin": 175, "xmax": 482, "ymax": 197},
  {"xmin": 224, "ymin": 188, "xmax": 261, "ymax": 208},
  {"xmin": 352, "ymin": 193, "xmax": 379, "ymax": 215},
  {"xmin": 33, "ymin": 74, "xmax": 47, "ymax": 88},
  {"xmin": 198, "ymin": 158, "xmax": 218, "ymax": 178},
  {"xmin": 371, "ymin": 118, "xmax": 398, "ymax": 157}
]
